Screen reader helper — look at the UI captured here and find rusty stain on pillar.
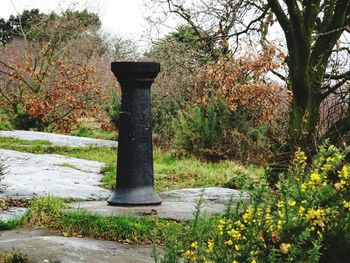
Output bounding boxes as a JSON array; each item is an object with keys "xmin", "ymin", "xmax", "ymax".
[{"xmin": 107, "ymin": 61, "xmax": 162, "ymax": 206}]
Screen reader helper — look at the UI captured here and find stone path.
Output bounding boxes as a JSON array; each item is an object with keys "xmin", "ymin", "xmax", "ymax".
[
  {"xmin": 0, "ymin": 228, "xmax": 154, "ymax": 263},
  {"xmin": 0, "ymin": 130, "xmax": 118, "ymax": 148},
  {"xmin": 69, "ymin": 188, "xmax": 249, "ymax": 220},
  {"xmin": 0, "ymin": 149, "xmax": 110, "ymax": 200}
]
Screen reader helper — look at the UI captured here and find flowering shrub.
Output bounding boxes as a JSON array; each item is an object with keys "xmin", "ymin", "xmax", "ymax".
[{"xmin": 159, "ymin": 143, "xmax": 350, "ymax": 262}]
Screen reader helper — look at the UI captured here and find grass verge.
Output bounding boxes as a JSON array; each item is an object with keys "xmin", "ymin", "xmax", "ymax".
[
  {"xmin": 0, "ymin": 136, "xmax": 264, "ymax": 192},
  {"xmin": 24, "ymin": 196, "xmax": 219, "ymax": 245}
]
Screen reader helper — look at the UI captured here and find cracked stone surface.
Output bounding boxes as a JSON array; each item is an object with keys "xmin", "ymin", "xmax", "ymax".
[
  {"xmin": 0, "ymin": 207, "xmax": 27, "ymax": 222},
  {"xmin": 159, "ymin": 187, "xmax": 250, "ymax": 204},
  {"xmin": 69, "ymin": 188, "xmax": 249, "ymax": 220},
  {"xmin": 0, "ymin": 149, "xmax": 111, "ymax": 200},
  {"xmin": 0, "ymin": 228, "xmax": 154, "ymax": 263},
  {"xmin": 0, "ymin": 130, "xmax": 118, "ymax": 148}
]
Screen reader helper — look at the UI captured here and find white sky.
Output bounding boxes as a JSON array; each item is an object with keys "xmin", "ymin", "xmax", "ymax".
[{"xmin": 0, "ymin": 0, "xmax": 155, "ymax": 43}]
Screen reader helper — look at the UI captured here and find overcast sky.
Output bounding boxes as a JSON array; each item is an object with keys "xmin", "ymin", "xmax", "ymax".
[{"xmin": 0, "ymin": 0, "xmax": 155, "ymax": 41}]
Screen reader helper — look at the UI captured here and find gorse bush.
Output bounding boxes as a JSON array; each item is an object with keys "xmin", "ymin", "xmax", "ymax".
[
  {"xmin": 173, "ymin": 98, "xmax": 229, "ymax": 157},
  {"xmin": 104, "ymin": 92, "xmax": 121, "ymax": 131},
  {"xmin": 159, "ymin": 143, "xmax": 350, "ymax": 262},
  {"xmin": 173, "ymin": 96, "xmax": 272, "ymax": 163},
  {"xmin": 152, "ymin": 93, "xmax": 180, "ymax": 144}
]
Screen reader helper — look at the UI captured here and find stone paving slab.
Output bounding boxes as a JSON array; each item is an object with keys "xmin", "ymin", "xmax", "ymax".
[
  {"xmin": 0, "ymin": 228, "xmax": 154, "ymax": 263},
  {"xmin": 69, "ymin": 200, "xmax": 226, "ymax": 221},
  {"xmin": 0, "ymin": 149, "xmax": 111, "ymax": 200},
  {"xmin": 69, "ymin": 188, "xmax": 248, "ymax": 220},
  {"xmin": 0, "ymin": 207, "xmax": 27, "ymax": 222},
  {"xmin": 0, "ymin": 130, "xmax": 118, "ymax": 148},
  {"xmin": 160, "ymin": 187, "xmax": 250, "ymax": 204}
]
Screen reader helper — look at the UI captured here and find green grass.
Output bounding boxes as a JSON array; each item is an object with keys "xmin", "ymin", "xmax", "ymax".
[
  {"xmin": 70, "ymin": 126, "xmax": 117, "ymax": 140},
  {"xmin": 0, "ymin": 251, "xmax": 31, "ymax": 263},
  {"xmin": 0, "ymin": 217, "xmax": 25, "ymax": 230},
  {"xmin": 0, "ymin": 136, "xmax": 117, "ymax": 163},
  {"xmin": 25, "ymin": 196, "xmax": 219, "ymax": 245},
  {"xmin": 56, "ymin": 162, "xmax": 81, "ymax": 170},
  {"xmin": 0, "ymin": 136, "xmax": 264, "ymax": 192}
]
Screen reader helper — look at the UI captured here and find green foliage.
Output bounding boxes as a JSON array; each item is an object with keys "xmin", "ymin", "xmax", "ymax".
[
  {"xmin": 0, "ymin": 9, "xmax": 43, "ymax": 45},
  {"xmin": 0, "ymin": 136, "xmax": 263, "ymax": 192},
  {"xmin": 152, "ymin": 94, "xmax": 179, "ymax": 141},
  {"xmin": 28, "ymin": 196, "xmax": 66, "ymax": 227},
  {"xmin": 101, "ymin": 149, "xmax": 261, "ymax": 192},
  {"xmin": 70, "ymin": 126, "xmax": 94, "ymax": 138},
  {"xmin": 0, "ymin": 217, "xmax": 24, "ymax": 231},
  {"xmin": 0, "ymin": 120, "xmax": 13, "ymax": 131},
  {"xmin": 104, "ymin": 92, "xmax": 121, "ymax": 130},
  {"xmin": 0, "ymin": 136, "xmax": 116, "ymax": 163},
  {"xmin": 0, "ymin": 8, "xmax": 101, "ymax": 45},
  {"xmin": 0, "ymin": 251, "xmax": 30, "ymax": 263},
  {"xmin": 70, "ymin": 127, "xmax": 116, "ymax": 140},
  {"xmin": 10, "ymin": 112, "xmax": 43, "ymax": 131},
  {"xmin": 173, "ymin": 98, "xmax": 229, "ymax": 158},
  {"xmin": 25, "ymin": 197, "xmax": 184, "ymax": 245},
  {"xmin": 61, "ymin": 210, "xmax": 182, "ymax": 244},
  {"xmin": 173, "ymin": 97, "xmax": 271, "ymax": 163},
  {"xmin": 158, "ymin": 143, "xmax": 350, "ymax": 262}
]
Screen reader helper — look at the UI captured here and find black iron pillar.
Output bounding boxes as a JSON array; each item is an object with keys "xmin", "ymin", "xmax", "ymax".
[{"xmin": 107, "ymin": 62, "xmax": 162, "ymax": 206}]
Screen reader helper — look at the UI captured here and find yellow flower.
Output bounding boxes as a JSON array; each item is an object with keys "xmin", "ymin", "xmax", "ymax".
[
  {"xmin": 242, "ymin": 208, "xmax": 254, "ymax": 223},
  {"xmin": 228, "ymin": 228, "xmax": 242, "ymax": 240},
  {"xmin": 301, "ymin": 183, "xmax": 307, "ymax": 192},
  {"xmin": 235, "ymin": 244, "xmax": 240, "ymax": 251},
  {"xmin": 191, "ymin": 242, "xmax": 198, "ymax": 249},
  {"xmin": 277, "ymin": 201, "xmax": 284, "ymax": 208},
  {"xmin": 310, "ymin": 171, "xmax": 321, "ymax": 184},
  {"xmin": 343, "ymin": 201, "xmax": 350, "ymax": 210},
  {"xmin": 277, "ymin": 220, "xmax": 284, "ymax": 229},
  {"xmin": 288, "ymin": 200, "xmax": 296, "ymax": 206},
  {"xmin": 338, "ymin": 165, "xmax": 350, "ymax": 187},
  {"xmin": 305, "ymin": 207, "xmax": 329, "ymax": 228},
  {"xmin": 235, "ymin": 220, "xmax": 245, "ymax": 230},
  {"xmin": 224, "ymin": 239, "xmax": 233, "ymax": 246},
  {"xmin": 299, "ymin": 206, "xmax": 305, "ymax": 216},
  {"xmin": 326, "ymin": 157, "xmax": 335, "ymax": 163},
  {"xmin": 251, "ymin": 260, "xmax": 257, "ymax": 263},
  {"xmin": 280, "ymin": 243, "xmax": 292, "ymax": 254},
  {"xmin": 218, "ymin": 219, "xmax": 226, "ymax": 235},
  {"xmin": 207, "ymin": 239, "xmax": 214, "ymax": 252},
  {"xmin": 232, "ymin": 261, "xmax": 239, "ymax": 263},
  {"xmin": 185, "ymin": 250, "xmax": 197, "ymax": 261},
  {"xmin": 278, "ymin": 210, "xmax": 284, "ymax": 219},
  {"xmin": 294, "ymin": 149, "xmax": 307, "ymax": 165}
]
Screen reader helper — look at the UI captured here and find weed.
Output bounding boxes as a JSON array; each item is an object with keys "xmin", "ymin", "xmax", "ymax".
[
  {"xmin": 28, "ymin": 196, "xmax": 66, "ymax": 227},
  {"xmin": 0, "ymin": 251, "xmax": 30, "ymax": 263},
  {"xmin": 55, "ymin": 163, "xmax": 81, "ymax": 171}
]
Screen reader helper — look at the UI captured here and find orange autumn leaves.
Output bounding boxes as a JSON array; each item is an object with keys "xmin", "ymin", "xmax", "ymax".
[
  {"xmin": 0, "ymin": 43, "xmax": 106, "ymax": 132},
  {"xmin": 195, "ymin": 46, "xmax": 286, "ymax": 124}
]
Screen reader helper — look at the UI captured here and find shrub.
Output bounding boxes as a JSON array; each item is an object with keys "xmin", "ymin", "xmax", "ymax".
[
  {"xmin": 158, "ymin": 143, "xmax": 350, "ymax": 262},
  {"xmin": 0, "ymin": 120, "xmax": 13, "ymax": 131},
  {"xmin": 173, "ymin": 96, "xmax": 272, "ymax": 163},
  {"xmin": 104, "ymin": 92, "xmax": 121, "ymax": 131},
  {"xmin": 70, "ymin": 126, "xmax": 94, "ymax": 138},
  {"xmin": 28, "ymin": 196, "xmax": 66, "ymax": 227},
  {"xmin": 152, "ymin": 93, "xmax": 180, "ymax": 145}
]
